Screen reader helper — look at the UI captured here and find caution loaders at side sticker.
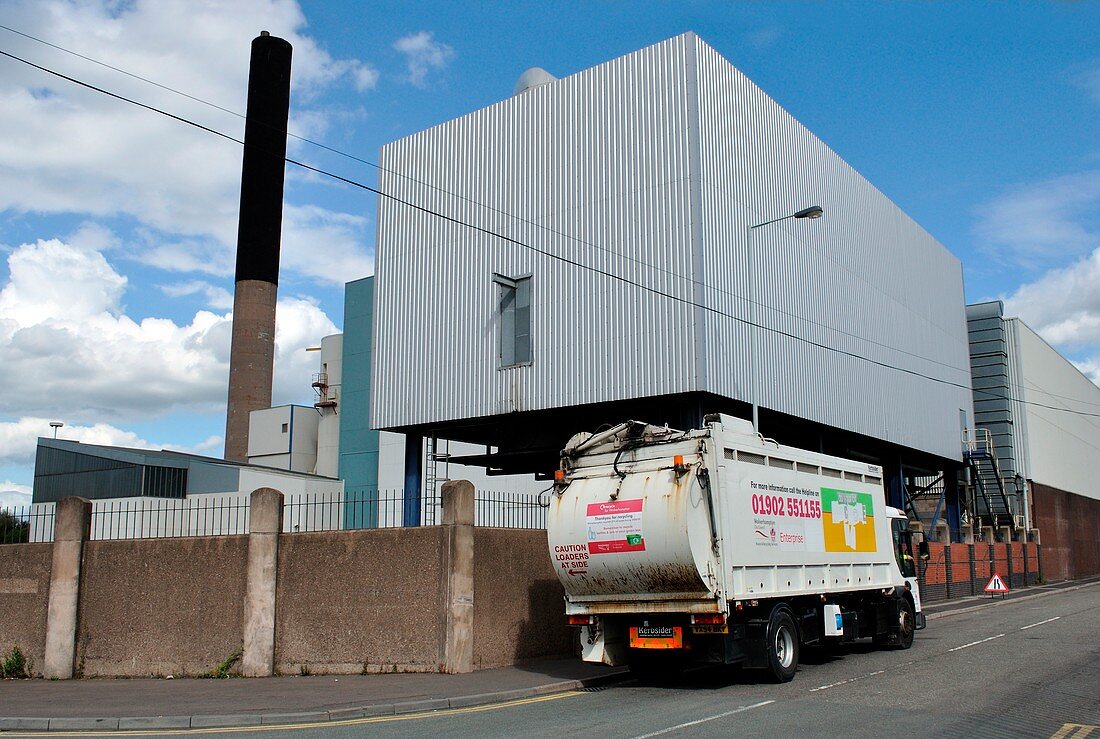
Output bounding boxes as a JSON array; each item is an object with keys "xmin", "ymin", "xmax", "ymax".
[{"xmin": 984, "ymin": 573, "xmax": 1010, "ymax": 596}]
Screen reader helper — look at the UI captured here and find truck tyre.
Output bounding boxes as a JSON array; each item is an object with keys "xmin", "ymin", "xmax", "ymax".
[
  {"xmin": 875, "ymin": 597, "xmax": 916, "ymax": 649},
  {"xmin": 766, "ymin": 610, "xmax": 799, "ymax": 683},
  {"xmin": 895, "ymin": 598, "xmax": 915, "ymax": 650}
]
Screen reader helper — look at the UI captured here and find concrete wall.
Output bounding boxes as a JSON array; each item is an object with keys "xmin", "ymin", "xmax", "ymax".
[
  {"xmin": 1, "ymin": 493, "xmax": 570, "ymax": 678},
  {"xmin": 0, "ymin": 543, "xmax": 52, "ymax": 675},
  {"xmin": 1031, "ymin": 482, "xmax": 1100, "ymax": 581},
  {"xmin": 472, "ymin": 528, "xmax": 573, "ymax": 670},
  {"xmin": 75, "ymin": 536, "xmax": 249, "ymax": 677},
  {"xmin": 275, "ymin": 528, "xmax": 446, "ymax": 674}
]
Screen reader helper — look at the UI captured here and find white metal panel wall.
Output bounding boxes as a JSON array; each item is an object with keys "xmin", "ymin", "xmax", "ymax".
[
  {"xmin": 691, "ymin": 36, "xmax": 972, "ymax": 462},
  {"xmin": 372, "ymin": 35, "xmax": 701, "ymax": 430},
  {"xmin": 372, "ymin": 32, "xmax": 972, "ymax": 462},
  {"xmin": 1010, "ymin": 319, "xmax": 1100, "ymax": 500}
]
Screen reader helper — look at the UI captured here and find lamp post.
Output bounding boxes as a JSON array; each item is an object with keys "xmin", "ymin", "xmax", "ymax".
[
  {"xmin": 747, "ymin": 206, "xmax": 824, "ymax": 433},
  {"xmin": 49, "ymin": 421, "xmax": 64, "ymax": 439}
]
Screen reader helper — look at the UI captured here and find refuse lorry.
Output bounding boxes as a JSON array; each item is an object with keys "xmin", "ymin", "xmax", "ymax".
[{"xmin": 546, "ymin": 413, "xmax": 926, "ymax": 682}]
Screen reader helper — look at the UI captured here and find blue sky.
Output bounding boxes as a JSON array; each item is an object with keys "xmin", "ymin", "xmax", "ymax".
[{"xmin": 1, "ymin": 1, "xmax": 1098, "ymax": 502}]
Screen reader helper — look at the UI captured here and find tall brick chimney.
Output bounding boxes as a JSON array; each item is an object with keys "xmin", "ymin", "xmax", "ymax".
[{"xmin": 224, "ymin": 32, "xmax": 293, "ymax": 462}]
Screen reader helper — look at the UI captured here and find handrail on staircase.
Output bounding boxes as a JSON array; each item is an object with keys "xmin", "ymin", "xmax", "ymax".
[{"xmin": 962, "ymin": 427, "xmax": 994, "ymax": 456}]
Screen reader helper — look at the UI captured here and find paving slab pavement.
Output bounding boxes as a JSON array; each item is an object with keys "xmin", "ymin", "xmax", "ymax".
[{"xmin": 0, "ymin": 658, "xmax": 625, "ymax": 731}]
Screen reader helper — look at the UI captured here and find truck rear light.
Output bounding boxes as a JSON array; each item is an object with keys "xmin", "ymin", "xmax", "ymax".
[
  {"xmin": 690, "ymin": 613, "xmax": 726, "ymax": 625},
  {"xmin": 567, "ymin": 615, "xmax": 594, "ymax": 626}
]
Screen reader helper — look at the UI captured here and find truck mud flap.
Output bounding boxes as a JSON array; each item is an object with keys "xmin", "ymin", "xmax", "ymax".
[
  {"xmin": 737, "ymin": 622, "xmax": 771, "ymax": 669},
  {"xmin": 916, "ymin": 611, "xmax": 926, "ymax": 630}
]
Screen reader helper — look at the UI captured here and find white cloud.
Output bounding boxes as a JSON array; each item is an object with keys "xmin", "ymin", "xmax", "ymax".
[
  {"xmin": 975, "ymin": 170, "xmax": 1100, "ymax": 269},
  {"xmin": 1074, "ymin": 357, "xmax": 1100, "ymax": 386},
  {"xmin": 1003, "ymin": 246, "xmax": 1100, "ymax": 350},
  {"xmin": 0, "ymin": 417, "xmax": 225, "ymax": 470},
  {"xmin": 1003, "ymin": 246, "xmax": 1100, "ymax": 390},
  {"xmin": 352, "ymin": 62, "xmax": 381, "ymax": 92},
  {"xmin": 0, "ymin": 236, "xmax": 338, "ymax": 422},
  {"xmin": 160, "ymin": 280, "xmax": 234, "ymax": 310},
  {"xmin": 746, "ymin": 27, "xmax": 783, "ymax": 50},
  {"xmin": 0, "ymin": 481, "xmax": 32, "ymax": 508},
  {"xmin": 1076, "ymin": 64, "xmax": 1100, "ymax": 108},
  {"xmin": 393, "ymin": 31, "xmax": 455, "ymax": 88},
  {"xmin": 282, "ymin": 204, "xmax": 373, "ymax": 285},
  {"xmin": 0, "ymin": 0, "xmax": 374, "ymax": 285}
]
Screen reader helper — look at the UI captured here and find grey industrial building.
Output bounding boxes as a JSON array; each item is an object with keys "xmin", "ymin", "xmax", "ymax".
[
  {"xmin": 368, "ymin": 32, "xmax": 973, "ymax": 529},
  {"xmin": 31, "ymin": 438, "xmax": 341, "ymax": 504}
]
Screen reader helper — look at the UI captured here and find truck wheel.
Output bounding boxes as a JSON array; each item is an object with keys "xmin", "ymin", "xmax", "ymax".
[
  {"xmin": 895, "ymin": 598, "xmax": 915, "ymax": 650},
  {"xmin": 766, "ymin": 610, "xmax": 799, "ymax": 683}
]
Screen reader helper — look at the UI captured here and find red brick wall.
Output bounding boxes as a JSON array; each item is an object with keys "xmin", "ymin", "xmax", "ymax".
[{"xmin": 1030, "ymin": 481, "xmax": 1100, "ymax": 581}]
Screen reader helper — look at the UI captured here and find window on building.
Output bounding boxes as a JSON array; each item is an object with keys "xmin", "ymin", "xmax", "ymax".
[
  {"xmin": 281, "ymin": 423, "xmax": 289, "ymax": 433},
  {"xmin": 494, "ymin": 273, "xmax": 531, "ymax": 367}
]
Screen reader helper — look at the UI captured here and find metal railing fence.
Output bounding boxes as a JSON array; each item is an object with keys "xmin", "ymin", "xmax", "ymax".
[
  {"xmin": 474, "ymin": 490, "xmax": 549, "ymax": 529},
  {"xmin": 89, "ymin": 496, "xmax": 251, "ymax": 540},
  {"xmin": 1, "ymin": 486, "xmax": 550, "ymax": 543},
  {"xmin": 0, "ymin": 503, "xmax": 56, "ymax": 543}
]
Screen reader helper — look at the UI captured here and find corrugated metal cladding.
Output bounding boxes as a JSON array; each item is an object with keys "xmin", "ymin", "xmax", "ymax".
[
  {"xmin": 965, "ymin": 301, "xmax": 1019, "ymax": 478},
  {"xmin": 373, "ymin": 34, "xmax": 700, "ymax": 429},
  {"xmin": 372, "ymin": 32, "xmax": 972, "ymax": 462},
  {"xmin": 692, "ymin": 37, "xmax": 972, "ymax": 463}
]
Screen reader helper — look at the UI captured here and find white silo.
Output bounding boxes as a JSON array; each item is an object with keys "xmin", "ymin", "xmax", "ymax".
[{"xmin": 312, "ymin": 333, "xmax": 343, "ymax": 477}]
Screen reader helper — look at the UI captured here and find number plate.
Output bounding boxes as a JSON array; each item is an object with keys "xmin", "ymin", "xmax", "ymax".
[
  {"xmin": 629, "ymin": 625, "xmax": 683, "ymax": 649},
  {"xmin": 690, "ymin": 624, "xmax": 729, "ymax": 635}
]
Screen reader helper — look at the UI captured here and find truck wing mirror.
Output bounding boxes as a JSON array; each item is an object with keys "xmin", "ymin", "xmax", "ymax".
[{"xmin": 918, "ymin": 541, "xmax": 930, "ymax": 561}]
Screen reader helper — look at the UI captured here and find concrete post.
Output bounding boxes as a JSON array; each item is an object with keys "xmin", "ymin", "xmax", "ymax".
[
  {"xmin": 961, "ymin": 524, "xmax": 974, "ymax": 544},
  {"xmin": 998, "ymin": 525, "xmax": 1012, "ymax": 543},
  {"xmin": 981, "ymin": 526, "xmax": 995, "ymax": 543},
  {"xmin": 43, "ymin": 496, "xmax": 91, "ymax": 679},
  {"xmin": 1028, "ymin": 528, "xmax": 1041, "ymax": 545},
  {"xmin": 934, "ymin": 521, "xmax": 950, "ymax": 544},
  {"xmin": 440, "ymin": 480, "xmax": 474, "ymax": 674},
  {"xmin": 241, "ymin": 488, "xmax": 283, "ymax": 677}
]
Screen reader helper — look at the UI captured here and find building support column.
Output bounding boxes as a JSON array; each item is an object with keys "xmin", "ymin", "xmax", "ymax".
[
  {"xmin": 440, "ymin": 480, "xmax": 474, "ymax": 674},
  {"xmin": 43, "ymin": 496, "xmax": 91, "ymax": 679},
  {"xmin": 241, "ymin": 488, "xmax": 283, "ymax": 677},
  {"xmin": 403, "ymin": 434, "xmax": 423, "ymax": 527}
]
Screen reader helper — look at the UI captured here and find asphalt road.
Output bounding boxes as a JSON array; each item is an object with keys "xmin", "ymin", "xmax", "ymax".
[{"xmin": 38, "ymin": 585, "xmax": 1100, "ymax": 738}]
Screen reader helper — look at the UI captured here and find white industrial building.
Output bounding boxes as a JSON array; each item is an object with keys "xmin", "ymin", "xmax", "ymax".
[
  {"xmin": 967, "ymin": 301, "xmax": 1100, "ymax": 577},
  {"xmin": 369, "ymin": 32, "xmax": 973, "ymax": 525}
]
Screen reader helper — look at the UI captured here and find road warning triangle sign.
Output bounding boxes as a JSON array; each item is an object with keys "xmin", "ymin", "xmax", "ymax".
[{"xmin": 984, "ymin": 573, "xmax": 1010, "ymax": 594}]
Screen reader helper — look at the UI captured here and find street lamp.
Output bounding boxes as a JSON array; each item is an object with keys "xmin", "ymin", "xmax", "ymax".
[
  {"xmin": 49, "ymin": 421, "xmax": 64, "ymax": 439},
  {"xmin": 746, "ymin": 206, "xmax": 825, "ymax": 433}
]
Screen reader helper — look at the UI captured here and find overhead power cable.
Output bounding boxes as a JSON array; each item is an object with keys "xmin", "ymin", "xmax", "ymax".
[
  {"xmin": 3, "ymin": 46, "xmax": 1100, "ymax": 422},
  {"xmin": 0, "ymin": 22, "xmax": 971, "ymax": 377}
]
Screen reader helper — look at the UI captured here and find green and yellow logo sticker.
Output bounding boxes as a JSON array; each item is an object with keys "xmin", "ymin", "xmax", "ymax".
[{"xmin": 821, "ymin": 488, "xmax": 876, "ymax": 552}]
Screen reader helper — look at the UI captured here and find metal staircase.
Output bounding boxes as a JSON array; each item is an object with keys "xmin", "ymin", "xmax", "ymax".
[
  {"xmin": 963, "ymin": 428, "xmax": 1017, "ymax": 535},
  {"xmin": 903, "ymin": 475, "xmax": 946, "ymax": 533}
]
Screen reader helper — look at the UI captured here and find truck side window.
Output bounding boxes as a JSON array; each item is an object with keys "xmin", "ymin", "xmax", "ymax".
[{"xmin": 892, "ymin": 521, "xmax": 916, "ymax": 579}]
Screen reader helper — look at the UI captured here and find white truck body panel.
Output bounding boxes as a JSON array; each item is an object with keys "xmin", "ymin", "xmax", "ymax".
[{"xmin": 548, "ymin": 415, "xmax": 906, "ymax": 615}]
